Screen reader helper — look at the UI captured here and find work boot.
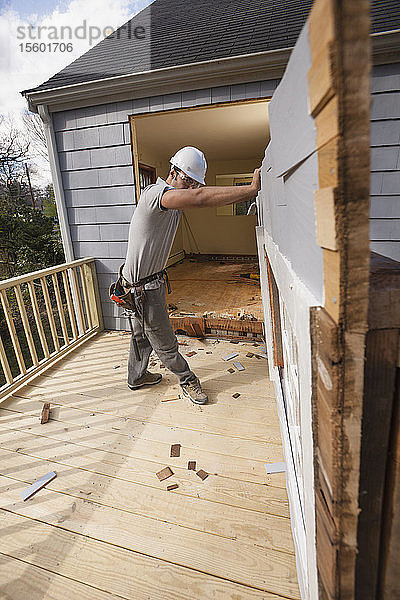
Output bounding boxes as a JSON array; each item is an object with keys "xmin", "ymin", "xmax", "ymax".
[
  {"xmin": 128, "ymin": 371, "xmax": 162, "ymax": 390},
  {"xmin": 181, "ymin": 376, "xmax": 208, "ymax": 405}
]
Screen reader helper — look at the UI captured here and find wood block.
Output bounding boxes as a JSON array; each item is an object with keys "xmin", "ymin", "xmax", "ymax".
[
  {"xmin": 308, "ymin": 42, "xmax": 335, "ymax": 117},
  {"xmin": 308, "ymin": 0, "xmax": 334, "ymax": 56},
  {"xmin": 246, "ymin": 353, "xmax": 254, "ymax": 358},
  {"xmin": 170, "ymin": 444, "xmax": 181, "ymax": 458},
  {"xmin": 318, "ymin": 137, "xmax": 338, "ymax": 188},
  {"xmin": 187, "ymin": 461, "xmax": 196, "ymax": 471},
  {"xmin": 40, "ymin": 403, "xmax": 50, "ymax": 424},
  {"xmin": 314, "ymin": 188, "xmax": 338, "ymax": 251},
  {"xmin": 167, "ymin": 484, "xmax": 179, "ymax": 491},
  {"xmin": 316, "ymin": 97, "xmax": 339, "ymax": 151},
  {"xmin": 232, "ymin": 393, "xmax": 241, "ymax": 399},
  {"xmin": 196, "ymin": 470, "xmax": 209, "ymax": 481},
  {"xmin": 233, "ymin": 362, "xmax": 245, "ymax": 372},
  {"xmin": 156, "ymin": 467, "xmax": 174, "ymax": 481},
  {"xmin": 323, "ymin": 249, "xmax": 340, "ymax": 323},
  {"xmin": 186, "ymin": 351, "xmax": 197, "ymax": 357},
  {"xmin": 227, "ymin": 368, "xmax": 235, "ymax": 374}
]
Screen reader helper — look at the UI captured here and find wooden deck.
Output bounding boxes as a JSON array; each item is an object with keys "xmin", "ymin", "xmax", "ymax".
[{"xmin": 0, "ymin": 331, "xmax": 300, "ymax": 599}]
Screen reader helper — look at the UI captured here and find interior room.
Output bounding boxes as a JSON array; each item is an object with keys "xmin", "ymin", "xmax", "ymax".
[{"xmin": 130, "ymin": 100, "xmax": 270, "ymax": 338}]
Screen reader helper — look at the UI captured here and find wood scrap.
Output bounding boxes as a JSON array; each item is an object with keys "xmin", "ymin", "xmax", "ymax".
[
  {"xmin": 233, "ymin": 362, "xmax": 245, "ymax": 371},
  {"xmin": 196, "ymin": 469, "xmax": 209, "ymax": 481},
  {"xmin": 223, "ymin": 352, "xmax": 239, "ymax": 361},
  {"xmin": 232, "ymin": 393, "xmax": 241, "ymax": 399},
  {"xmin": 40, "ymin": 403, "xmax": 51, "ymax": 424},
  {"xmin": 246, "ymin": 352, "xmax": 254, "ymax": 358},
  {"xmin": 170, "ymin": 444, "xmax": 181, "ymax": 458},
  {"xmin": 227, "ymin": 368, "xmax": 235, "ymax": 374},
  {"xmin": 186, "ymin": 351, "xmax": 197, "ymax": 357},
  {"xmin": 161, "ymin": 395, "xmax": 180, "ymax": 403},
  {"xmin": 187, "ymin": 461, "xmax": 196, "ymax": 470},
  {"xmin": 113, "ymin": 365, "xmax": 120, "ymax": 369},
  {"xmin": 265, "ymin": 462, "xmax": 286, "ymax": 474},
  {"xmin": 156, "ymin": 467, "xmax": 174, "ymax": 481},
  {"xmin": 206, "ymin": 351, "xmax": 212, "ymax": 354},
  {"xmin": 167, "ymin": 484, "xmax": 179, "ymax": 491},
  {"xmin": 20, "ymin": 471, "xmax": 57, "ymax": 501}
]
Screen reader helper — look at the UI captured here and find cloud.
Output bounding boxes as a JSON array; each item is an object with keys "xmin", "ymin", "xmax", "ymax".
[{"xmin": 0, "ymin": 0, "xmax": 151, "ymax": 183}]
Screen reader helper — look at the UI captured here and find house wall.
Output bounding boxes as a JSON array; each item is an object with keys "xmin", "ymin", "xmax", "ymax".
[
  {"xmin": 370, "ymin": 63, "xmax": 400, "ymax": 262},
  {"xmin": 53, "ymin": 80, "xmax": 278, "ymax": 330}
]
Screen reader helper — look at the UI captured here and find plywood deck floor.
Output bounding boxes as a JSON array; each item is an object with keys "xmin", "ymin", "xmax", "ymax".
[
  {"xmin": 167, "ymin": 258, "xmax": 263, "ymax": 320},
  {"xmin": 0, "ymin": 331, "xmax": 300, "ymax": 600}
]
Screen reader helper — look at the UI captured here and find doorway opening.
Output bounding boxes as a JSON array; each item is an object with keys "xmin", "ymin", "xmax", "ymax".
[{"xmin": 129, "ymin": 99, "xmax": 270, "ymax": 339}]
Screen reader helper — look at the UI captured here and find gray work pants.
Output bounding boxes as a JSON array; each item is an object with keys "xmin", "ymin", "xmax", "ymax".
[{"xmin": 127, "ymin": 282, "xmax": 195, "ymax": 386}]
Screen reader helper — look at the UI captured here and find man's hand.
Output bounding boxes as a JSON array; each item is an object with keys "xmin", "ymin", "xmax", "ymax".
[{"xmin": 251, "ymin": 168, "xmax": 261, "ymax": 194}]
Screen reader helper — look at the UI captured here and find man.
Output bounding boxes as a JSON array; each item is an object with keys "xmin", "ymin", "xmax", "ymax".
[{"xmin": 122, "ymin": 146, "xmax": 261, "ymax": 405}]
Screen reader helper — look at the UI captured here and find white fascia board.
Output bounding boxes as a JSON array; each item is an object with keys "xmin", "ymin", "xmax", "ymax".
[
  {"xmin": 23, "ymin": 47, "xmax": 292, "ymax": 112},
  {"xmin": 38, "ymin": 105, "xmax": 74, "ymax": 263}
]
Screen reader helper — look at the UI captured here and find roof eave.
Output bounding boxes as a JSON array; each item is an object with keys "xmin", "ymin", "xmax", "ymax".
[
  {"xmin": 23, "ymin": 30, "xmax": 400, "ymax": 113},
  {"xmin": 22, "ymin": 47, "xmax": 293, "ymax": 112}
]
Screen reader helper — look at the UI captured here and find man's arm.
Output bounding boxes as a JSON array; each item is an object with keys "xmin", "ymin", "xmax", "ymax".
[{"xmin": 161, "ymin": 168, "xmax": 261, "ymax": 210}]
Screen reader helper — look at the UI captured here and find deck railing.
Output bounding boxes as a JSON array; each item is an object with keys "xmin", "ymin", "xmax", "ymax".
[{"xmin": 0, "ymin": 258, "xmax": 103, "ymax": 403}]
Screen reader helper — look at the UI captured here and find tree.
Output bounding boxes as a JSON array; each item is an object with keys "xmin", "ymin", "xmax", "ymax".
[
  {"xmin": 22, "ymin": 111, "xmax": 49, "ymax": 163},
  {"xmin": 0, "ymin": 117, "xmax": 64, "ymax": 279}
]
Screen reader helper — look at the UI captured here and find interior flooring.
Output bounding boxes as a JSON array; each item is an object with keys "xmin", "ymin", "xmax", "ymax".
[
  {"xmin": 0, "ymin": 331, "xmax": 300, "ymax": 600},
  {"xmin": 167, "ymin": 258, "xmax": 264, "ymax": 321}
]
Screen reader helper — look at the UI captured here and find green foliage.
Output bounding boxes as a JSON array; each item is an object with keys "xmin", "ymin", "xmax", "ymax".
[{"xmin": 0, "ymin": 183, "xmax": 64, "ymax": 279}]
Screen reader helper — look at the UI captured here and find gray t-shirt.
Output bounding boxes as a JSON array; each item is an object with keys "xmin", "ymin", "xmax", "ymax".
[{"xmin": 123, "ymin": 177, "xmax": 181, "ymax": 289}]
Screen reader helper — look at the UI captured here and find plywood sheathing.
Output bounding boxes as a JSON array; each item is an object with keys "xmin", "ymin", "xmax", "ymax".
[{"xmin": 308, "ymin": 0, "xmax": 371, "ymax": 597}]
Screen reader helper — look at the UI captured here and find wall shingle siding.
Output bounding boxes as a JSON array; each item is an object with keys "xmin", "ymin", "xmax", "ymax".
[
  {"xmin": 370, "ymin": 63, "xmax": 400, "ymax": 262},
  {"xmin": 55, "ymin": 81, "xmax": 277, "ymax": 330}
]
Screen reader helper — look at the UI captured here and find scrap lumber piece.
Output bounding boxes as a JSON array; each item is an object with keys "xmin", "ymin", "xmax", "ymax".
[
  {"xmin": 246, "ymin": 352, "xmax": 254, "ymax": 358},
  {"xmin": 196, "ymin": 469, "xmax": 209, "ymax": 481},
  {"xmin": 227, "ymin": 368, "xmax": 235, "ymax": 374},
  {"xmin": 20, "ymin": 471, "xmax": 57, "ymax": 501},
  {"xmin": 265, "ymin": 462, "xmax": 286, "ymax": 474},
  {"xmin": 186, "ymin": 351, "xmax": 197, "ymax": 357},
  {"xmin": 156, "ymin": 467, "xmax": 174, "ymax": 481},
  {"xmin": 167, "ymin": 484, "xmax": 179, "ymax": 491},
  {"xmin": 206, "ymin": 351, "xmax": 212, "ymax": 354},
  {"xmin": 232, "ymin": 393, "xmax": 241, "ymax": 399},
  {"xmin": 162, "ymin": 395, "xmax": 180, "ymax": 402},
  {"xmin": 170, "ymin": 444, "xmax": 181, "ymax": 458},
  {"xmin": 40, "ymin": 403, "xmax": 50, "ymax": 424},
  {"xmin": 188, "ymin": 461, "xmax": 196, "ymax": 471},
  {"xmin": 233, "ymin": 362, "xmax": 245, "ymax": 371},
  {"xmin": 223, "ymin": 352, "xmax": 239, "ymax": 361}
]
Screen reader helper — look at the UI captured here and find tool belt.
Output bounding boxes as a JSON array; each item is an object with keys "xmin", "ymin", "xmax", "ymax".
[{"xmin": 109, "ymin": 264, "xmax": 171, "ymax": 312}]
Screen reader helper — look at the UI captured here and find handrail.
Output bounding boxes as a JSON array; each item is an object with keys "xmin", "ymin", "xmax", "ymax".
[{"xmin": 0, "ymin": 257, "xmax": 104, "ymax": 404}]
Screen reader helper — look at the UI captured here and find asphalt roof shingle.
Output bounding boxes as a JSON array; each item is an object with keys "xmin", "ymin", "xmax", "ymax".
[{"xmin": 26, "ymin": 0, "xmax": 400, "ymax": 93}]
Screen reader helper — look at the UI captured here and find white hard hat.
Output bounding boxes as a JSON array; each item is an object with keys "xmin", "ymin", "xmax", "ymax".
[{"xmin": 170, "ymin": 146, "xmax": 207, "ymax": 185}]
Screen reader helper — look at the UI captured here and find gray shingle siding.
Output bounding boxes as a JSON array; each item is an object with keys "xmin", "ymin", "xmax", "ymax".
[
  {"xmin": 370, "ymin": 63, "xmax": 400, "ymax": 262},
  {"xmin": 55, "ymin": 81, "xmax": 278, "ymax": 330}
]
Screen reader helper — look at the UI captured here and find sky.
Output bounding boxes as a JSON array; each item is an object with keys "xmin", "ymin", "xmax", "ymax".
[{"xmin": 0, "ymin": 0, "xmax": 152, "ymax": 183}]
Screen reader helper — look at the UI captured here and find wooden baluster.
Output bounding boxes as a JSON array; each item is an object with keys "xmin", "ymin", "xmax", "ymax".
[
  {"xmin": 14, "ymin": 284, "xmax": 39, "ymax": 366},
  {"xmin": 70, "ymin": 267, "xmax": 86, "ymax": 334},
  {"xmin": 40, "ymin": 277, "xmax": 60, "ymax": 352},
  {"xmin": 0, "ymin": 289, "xmax": 26, "ymax": 375},
  {"xmin": 27, "ymin": 281, "xmax": 50, "ymax": 359},
  {"xmin": 52, "ymin": 273, "xmax": 69, "ymax": 347},
  {"xmin": 0, "ymin": 335, "xmax": 13, "ymax": 385},
  {"xmin": 79, "ymin": 265, "xmax": 93, "ymax": 330},
  {"xmin": 61, "ymin": 270, "xmax": 78, "ymax": 340}
]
